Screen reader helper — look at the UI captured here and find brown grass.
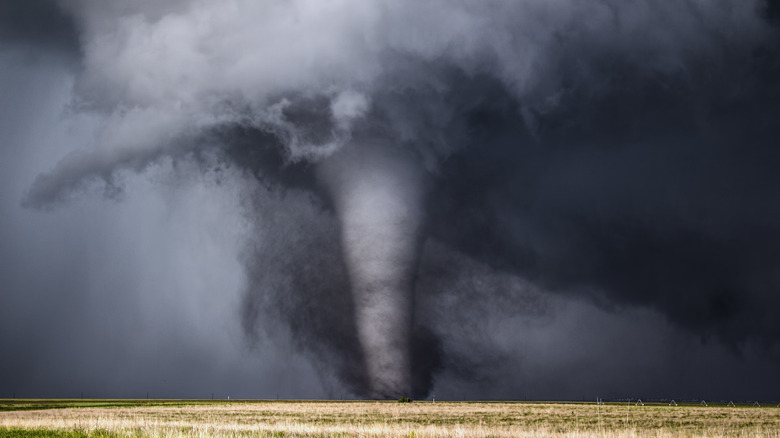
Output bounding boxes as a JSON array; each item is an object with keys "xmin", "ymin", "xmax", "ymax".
[{"xmin": 1, "ymin": 400, "xmax": 779, "ymax": 437}]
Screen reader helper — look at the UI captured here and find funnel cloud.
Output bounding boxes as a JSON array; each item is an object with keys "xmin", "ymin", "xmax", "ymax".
[{"xmin": 2, "ymin": 0, "xmax": 780, "ymax": 400}]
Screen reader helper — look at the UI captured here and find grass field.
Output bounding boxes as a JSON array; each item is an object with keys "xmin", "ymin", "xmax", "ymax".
[{"xmin": 1, "ymin": 399, "xmax": 779, "ymax": 437}]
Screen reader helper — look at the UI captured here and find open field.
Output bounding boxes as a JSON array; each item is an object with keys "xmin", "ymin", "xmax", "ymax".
[{"xmin": 1, "ymin": 400, "xmax": 779, "ymax": 437}]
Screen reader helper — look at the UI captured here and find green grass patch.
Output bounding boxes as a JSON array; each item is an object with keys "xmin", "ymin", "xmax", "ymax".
[
  {"xmin": 0, "ymin": 428, "xmax": 118, "ymax": 438},
  {"xmin": 0, "ymin": 399, "xmax": 226, "ymax": 412}
]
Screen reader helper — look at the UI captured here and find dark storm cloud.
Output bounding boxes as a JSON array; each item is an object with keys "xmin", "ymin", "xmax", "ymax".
[
  {"xmin": 768, "ymin": 0, "xmax": 780, "ymax": 22},
  {"xmin": 0, "ymin": 44, "xmax": 324, "ymax": 400},
  {"xmin": 0, "ymin": 0, "xmax": 79, "ymax": 54},
  {"xmin": 427, "ymin": 39, "xmax": 780, "ymax": 345},
  {"xmin": 4, "ymin": 0, "xmax": 780, "ymax": 400}
]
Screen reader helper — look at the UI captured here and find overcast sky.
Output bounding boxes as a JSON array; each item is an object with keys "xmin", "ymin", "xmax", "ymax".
[{"xmin": 1, "ymin": 0, "xmax": 779, "ymax": 401}]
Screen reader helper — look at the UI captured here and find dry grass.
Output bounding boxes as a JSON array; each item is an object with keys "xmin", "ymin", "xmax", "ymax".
[{"xmin": 1, "ymin": 400, "xmax": 779, "ymax": 437}]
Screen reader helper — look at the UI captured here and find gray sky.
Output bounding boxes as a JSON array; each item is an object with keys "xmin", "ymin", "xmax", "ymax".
[{"xmin": 1, "ymin": 0, "xmax": 779, "ymax": 401}]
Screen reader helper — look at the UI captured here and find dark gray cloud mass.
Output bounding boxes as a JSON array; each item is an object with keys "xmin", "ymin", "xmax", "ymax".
[
  {"xmin": 1, "ymin": 0, "xmax": 780, "ymax": 401},
  {"xmin": 0, "ymin": 0, "xmax": 79, "ymax": 54}
]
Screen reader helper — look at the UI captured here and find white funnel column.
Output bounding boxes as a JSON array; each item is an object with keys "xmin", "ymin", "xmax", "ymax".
[{"xmin": 317, "ymin": 140, "xmax": 426, "ymax": 398}]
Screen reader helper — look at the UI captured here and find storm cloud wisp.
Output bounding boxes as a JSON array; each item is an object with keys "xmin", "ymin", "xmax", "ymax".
[{"xmin": 13, "ymin": 0, "xmax": 780, "ymax": 398}]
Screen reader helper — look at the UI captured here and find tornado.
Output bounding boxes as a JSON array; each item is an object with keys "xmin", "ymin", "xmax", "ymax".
[{"xmin": 317, "ymin": 139, "xmax": 427, "ymax": 398}]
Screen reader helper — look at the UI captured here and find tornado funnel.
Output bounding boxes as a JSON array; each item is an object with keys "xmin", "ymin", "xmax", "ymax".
[{"xmin": 317, "ymin": 139, "xmax": 427, "ymax": 398}]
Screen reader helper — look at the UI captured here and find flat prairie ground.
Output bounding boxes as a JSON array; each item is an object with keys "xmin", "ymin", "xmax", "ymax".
[{"xmin": 1, "ymin": 399, "xmax": 779, "ymax": 437}]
